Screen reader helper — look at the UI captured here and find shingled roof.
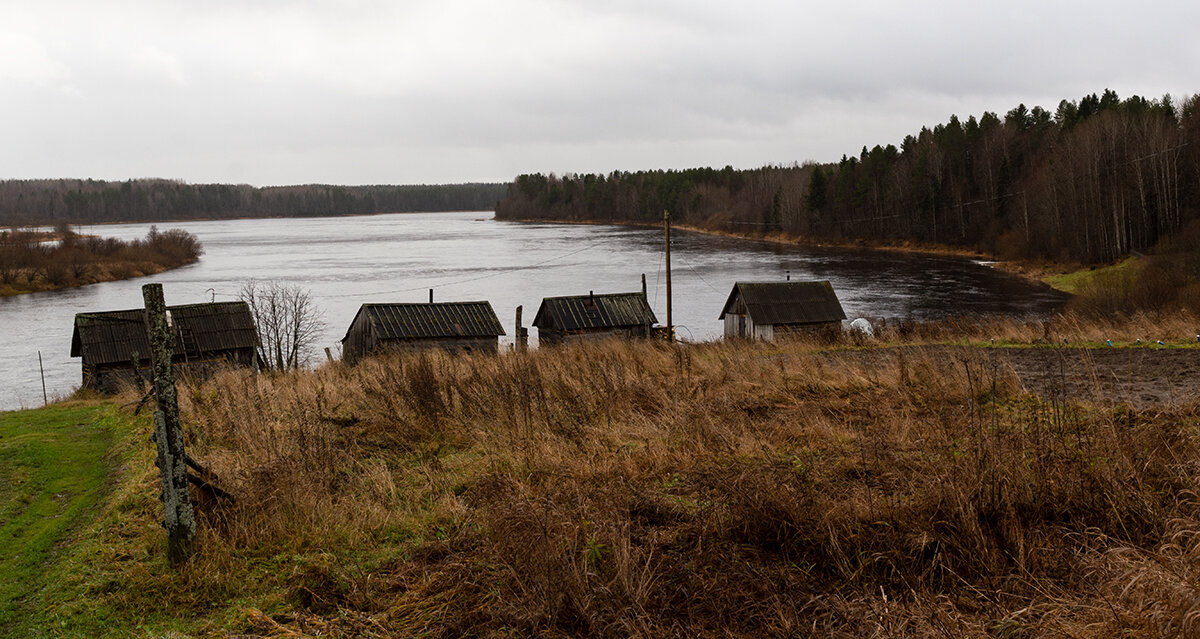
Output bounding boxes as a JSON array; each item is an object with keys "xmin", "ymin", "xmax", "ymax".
[
  {"xmin": 532, "ymin": 292, "xmax": 657, "ymax": 331},
  {"xmin": 719, "ymin": 281, "xmax": 846, "ymax": 325},
  {"xmin": 343, "ymin": 302, "xmax": 505, "ymax": 342},
  {"xmin": 71, "ymin": 301, "xmax": 258, "ymax": 366}
]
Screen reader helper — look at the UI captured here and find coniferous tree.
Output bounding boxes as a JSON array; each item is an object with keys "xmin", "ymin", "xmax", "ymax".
[{"xmin": 494, "ymin": 90, "xmax": 1200, "ymax": 264}]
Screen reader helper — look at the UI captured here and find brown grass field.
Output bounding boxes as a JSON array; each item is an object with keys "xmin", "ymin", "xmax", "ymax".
[{"xmin": 70, "ymin": 311, "xmax": 1193, "ymax": 637}]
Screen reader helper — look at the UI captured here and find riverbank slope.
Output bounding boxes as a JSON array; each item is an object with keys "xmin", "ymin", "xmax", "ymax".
[{"xmin": 6, "ymin": 313, "xmax": 1200, "ymax": 637}]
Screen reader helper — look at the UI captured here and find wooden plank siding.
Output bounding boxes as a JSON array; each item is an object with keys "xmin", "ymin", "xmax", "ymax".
[
  {"xmin": 340, "ymin": 302, "xmax": 505, "ymax": 365},
  {"xmin": 720, "ymin": 281, "xmax": 846, "ymax": 341},
  {"xmin": 532, "ymin": 291, "xmax": 657, "ymax": 346}
]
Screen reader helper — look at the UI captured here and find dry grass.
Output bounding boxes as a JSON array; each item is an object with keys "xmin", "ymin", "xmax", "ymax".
[
  {"xmin": 123, "ymin": 317, "xmax": 1200, "ymax": 637},
  {"xmin": 862, "ymin": 309, "xmax": 1200, "ymax": 346}
]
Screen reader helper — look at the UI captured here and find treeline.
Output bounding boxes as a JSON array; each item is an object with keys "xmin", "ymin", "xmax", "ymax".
[
  {"xmin": 0, "ymin": 181, "xmax": 507, "ymax": 225},
  {"xmin": 496, "ymin": 90, "xmax": 1200, "ymax": 264},
  {"xmin": 0, "ymin": 225, "xmax": 203, "ymax": 295}
]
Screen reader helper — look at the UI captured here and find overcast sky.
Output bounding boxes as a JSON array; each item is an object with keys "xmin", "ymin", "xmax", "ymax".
[{"xmin": 1, "ymin": 0, "xmax": 1197, "ymax": 186}]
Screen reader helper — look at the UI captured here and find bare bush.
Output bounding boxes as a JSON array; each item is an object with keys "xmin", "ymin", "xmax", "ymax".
[{"xmin": 240, "ymin": 279, "xmax": 325, "ymax": 371}]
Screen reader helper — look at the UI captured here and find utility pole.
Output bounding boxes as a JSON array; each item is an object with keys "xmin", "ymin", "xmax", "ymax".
[
  {"xmin": 142, "ymin": 283, "xmax": 196, "ymax": 565},
  {"xmin": 664, "ymin": 210, "xmax": 673, "ymax": 343},
  {"xmin": 1022, "ymin": 190, "xmax": 1030, "ymax": 244}
]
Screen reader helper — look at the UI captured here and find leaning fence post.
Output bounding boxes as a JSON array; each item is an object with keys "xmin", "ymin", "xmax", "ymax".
[
  {"xmin": 142, "ymin": 283, "xmax": 197, "ymax": 565},
  {"xmin": 38, "ymin": 351, "xmax": 48, "ymax": 407}
]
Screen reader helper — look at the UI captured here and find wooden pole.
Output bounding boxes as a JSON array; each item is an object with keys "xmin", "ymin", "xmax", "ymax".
[
  {"xmin": 142, "ymin": 283, "xmax": 197, "ymax": 565},
  {"xmin": 664, "ymin": 210, "xmax": 673, "ymax": 343},
  {"xmin": 37, "ymin": 351, "xmax": 47, "ymax": 407},
  {"xmin": 1022, "ymin": 190, "xmax": 1030, "ymax": 243},
  {"xmin": 515, "ymin": 305, "xmax": 527, "ymax": 353},
  {"xmin": 324, "ymin": 347, "xmax": 334, "ymax": 362}
]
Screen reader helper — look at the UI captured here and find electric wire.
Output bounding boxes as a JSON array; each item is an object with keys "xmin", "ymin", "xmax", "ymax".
[
  {"xmin": 675, "ymin": 251, "xmax": 723, "ymax": 293},
  {"xmin": 205, "ymin": 238, "xmax": 621, "ymax": 301}
]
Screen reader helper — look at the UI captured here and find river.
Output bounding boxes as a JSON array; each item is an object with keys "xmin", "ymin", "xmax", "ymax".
[{"xmin": 0, "ymin": 211, "xmax": 1066, "ymax": 411}]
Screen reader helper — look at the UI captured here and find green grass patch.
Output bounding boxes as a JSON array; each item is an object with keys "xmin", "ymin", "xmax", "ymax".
[
  {"xmin": 1043, "ymin": 256, "xmax": 1142, "ymax": 294},
  {"xmin": 0, "ymin": 403, "xmax": 113, "ymax": 630},
  {"xmin": 0, "ymin": 402, "xmax": 207, "ymax": 637},
  {"xmin": 0, "ymin": 399, "xmax": 477, "ymax": 637}
]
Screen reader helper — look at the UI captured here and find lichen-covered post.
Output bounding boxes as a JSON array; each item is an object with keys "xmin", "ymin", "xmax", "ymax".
[{"xmin": 142, "ymin": 283, "xmax": 196, "ymax": 564}]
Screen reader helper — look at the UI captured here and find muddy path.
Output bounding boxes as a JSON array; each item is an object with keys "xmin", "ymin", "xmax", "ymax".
[
  {"xmin": 823, "ymin": 345, "xmax": 1200, "ymax": 410},
  {"xmin": 992, "ymin": 346, "xmax": 1200, "ymax": 409}
]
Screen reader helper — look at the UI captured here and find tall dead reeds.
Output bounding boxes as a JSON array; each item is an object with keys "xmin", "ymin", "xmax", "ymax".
[{"xmin": 150, "ymin": 331, "xmax": 1200, "ymax": 637}]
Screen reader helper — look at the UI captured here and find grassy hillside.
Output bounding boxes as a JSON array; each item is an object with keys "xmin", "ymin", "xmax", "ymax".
[
  {"xmin": 0, "ymin": 404, "xmax": 116, "ymax": 630},
  {"xmin": 1042, "ymin": 256, "xmax": 1143, "ymax": 294},
  {"xmin": 4, "ymin": 313, "xmax": 1200, "ymax": 637}
]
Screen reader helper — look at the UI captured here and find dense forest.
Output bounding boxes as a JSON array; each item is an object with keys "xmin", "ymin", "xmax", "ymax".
[
  {"xmin": 496, "ymin": 90, "xmax": 1200, "ymax": 264},
  {"xmin": 0, "ymin": 181, "xmax": 506, "ymax": 226}
]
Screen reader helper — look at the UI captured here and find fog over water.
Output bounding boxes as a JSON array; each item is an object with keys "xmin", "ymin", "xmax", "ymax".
[{"xmin": 0, "ymin": 211, "xmax": 1066, "ymax": 411}]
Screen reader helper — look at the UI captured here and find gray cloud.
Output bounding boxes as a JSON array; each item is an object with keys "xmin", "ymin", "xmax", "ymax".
[{"xmin": 1, "ymin": 0, "xmax": 1197, "ymax": 185}]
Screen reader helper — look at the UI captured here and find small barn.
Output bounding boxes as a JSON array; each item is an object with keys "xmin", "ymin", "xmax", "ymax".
[
  {"xmin": 340, "ymin": 301, "xmax": 505, "ymax": 365},
  {"xmin": 71, "ymin": 301, "xmax": 258, "ymax": 394},
  {"xmin": 532, "ymin": 291, "xmax": 658, "ymax": 345},
  {"xmin": 719, "ymin": 281, "xmax": 846, "ymax": 340}
]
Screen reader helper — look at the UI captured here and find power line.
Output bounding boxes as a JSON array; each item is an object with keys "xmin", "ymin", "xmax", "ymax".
[
  {"xmin": 199, "ymin": 236, "xmax": 667, "ymax": 305},
  {"xmin": 675, "ymin": 252, "xmax": 722, "ymax": 294},
  {"xmin": 206, "ymin": 239, "xmax": 614, "ymax": 302},
  {"xmin": 319, "ymin": 240, "xmax": 610, "ymax": 299}
]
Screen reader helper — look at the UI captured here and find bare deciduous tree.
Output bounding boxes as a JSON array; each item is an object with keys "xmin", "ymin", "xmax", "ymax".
[{"xmin": 240, "ymin": 279, "xmax": 325, "ymax": 371}]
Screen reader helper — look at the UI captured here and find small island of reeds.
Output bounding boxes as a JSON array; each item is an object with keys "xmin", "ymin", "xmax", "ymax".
[{"xmin": 0, "ymin": 225, "xmax": 203, "ymax": 296}]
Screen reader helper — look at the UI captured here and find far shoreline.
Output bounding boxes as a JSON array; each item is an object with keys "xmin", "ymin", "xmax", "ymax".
[
  {"xmin": 496, "ymin": 215, "xmax": 1081, "ymax": 293},
  {"xmin": 7, "ymin": 209, "xmax": 495, "ymax": 229}
]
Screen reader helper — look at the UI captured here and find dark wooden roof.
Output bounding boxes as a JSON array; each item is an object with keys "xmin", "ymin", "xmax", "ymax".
[
  {"xmin": 344, "ymin": 302, "xmax": 505, "ymax": 342},
  {"xmin": 532, "ymin": 292, "xmax": 657, "ymax": 331},
  {"xmin": 71, "ymin": 301, "xmax": 258, "ymax": 366},
  {"xmin": 718, "ymin": 281, "xmax": 846, "ymax": 325}
]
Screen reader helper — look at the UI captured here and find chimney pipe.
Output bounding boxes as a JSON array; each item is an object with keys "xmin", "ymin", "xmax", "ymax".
[{"xmin": 429, "ymin": 288, "xmax": 433, "ymax": 303}]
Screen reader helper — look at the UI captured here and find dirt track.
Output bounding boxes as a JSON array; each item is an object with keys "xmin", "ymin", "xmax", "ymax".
[
  {"xmin": 827, "ymin": 345, "xmax": 1200, "ymax": 410},
  {"xmin": 994, "ymin": 346, "xmax": 1200, "ymax": 409}
]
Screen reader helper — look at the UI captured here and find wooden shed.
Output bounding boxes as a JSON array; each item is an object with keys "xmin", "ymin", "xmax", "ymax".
[
  {"xmin": 719, "ymin": 281, "xmax": 846, "ymax": 340},
  {"xmin": 340, "ymin": 301, "xmax": 505, "ymax": 365},
  {"xmin": 532, "ymin": 291, "xmax": 658, "ymax": 346},
  {"xmin": 71, "ymin": 301, "xmax": 259, "ymax": 394}
]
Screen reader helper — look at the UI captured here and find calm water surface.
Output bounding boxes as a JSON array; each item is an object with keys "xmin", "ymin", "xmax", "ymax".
[{"xmin": 0, "ymin": 211, "xmax": 1066, "ymax": 411}]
